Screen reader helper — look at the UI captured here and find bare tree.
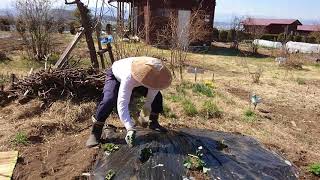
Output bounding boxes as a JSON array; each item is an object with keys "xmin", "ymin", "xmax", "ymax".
[
  {"xmin": 16, "ymin": 0, "xmax": 55, "ymax": 61},
  {"xmin": 229, "ymin": 16, "xmax": 244, "ymax": 49},
  {"xmin": 157, "ymin": 9, "xmax": 210, "ymax": 80},
  {"xmin": 244, "ymin": 17, "xmax": 265, "ymax": 54}
]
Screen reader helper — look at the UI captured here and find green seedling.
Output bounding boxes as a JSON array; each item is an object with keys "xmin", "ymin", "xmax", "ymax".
[
  {"xmin": 309, "ymin": 163, "xmax": 320, "ymax": 176},
  {"xmin": 140, "ymin": 148, "xmax": 153, "ymax": 163},
  {"xmin": 183, "ymin": 146, "xmax": 210, "ymax": 173},
  {"xmin": 12, "ymin": 132, "xmax": 29, "ymax": 145},
  {"xmin": 101, "ymin": 143, "xmax": 120, "ymax": 153},
  {"xmin": 243, "ymin": 109, "xmax": 256, "ymax": 122},
  {"xmin": 216, "ymin": 140, "xmax": 228, "ymax": 151},
  {"xmin": 105, "ymin": 170, "xmax": 116, "ymax": 180}
]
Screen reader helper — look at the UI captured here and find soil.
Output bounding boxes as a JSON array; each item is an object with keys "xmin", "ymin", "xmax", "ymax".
[
  {"xmin": 13, "ymin": 130, "xmax": 98, "ymax": 180},
  {"xmin": 225, "ymin": 85, "xmax": 320, "ymax": 180}
]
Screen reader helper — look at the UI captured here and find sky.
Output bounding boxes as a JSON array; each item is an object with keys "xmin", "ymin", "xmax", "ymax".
[
  {"xmin": 215, "ymin": 0, "xmax": 320, "ymax": 22},
  {"xmin": 1, "ymin": 0, "xmax": 320, "ymax": 23}
]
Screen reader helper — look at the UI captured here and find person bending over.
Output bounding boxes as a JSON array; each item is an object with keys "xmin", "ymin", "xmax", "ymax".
[{"xmin": 86, "ymin": 56, "xmax": 172, "ymax": 148}]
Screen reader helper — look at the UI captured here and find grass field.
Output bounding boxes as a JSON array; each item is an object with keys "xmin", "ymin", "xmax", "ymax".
[{"xmin": 0, "ymin": 31, "xmax": 319, "ymax": 179}]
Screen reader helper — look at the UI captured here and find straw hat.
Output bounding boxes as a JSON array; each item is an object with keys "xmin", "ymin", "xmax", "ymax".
[{"xmin": 131, "ymin": 57, "xmax": 172, "ymax": 90}]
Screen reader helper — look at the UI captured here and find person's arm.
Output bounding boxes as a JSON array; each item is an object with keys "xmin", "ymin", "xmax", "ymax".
[
  {"xmin": 143, "ymin": 89, "xmax": 159, "ymax": 115},
  {"xmin": 117, "ymin": 79, "xmax": 135, "ymax": 130}
]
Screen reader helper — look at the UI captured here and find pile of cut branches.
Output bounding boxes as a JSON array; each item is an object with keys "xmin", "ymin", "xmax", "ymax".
[{"xmin": 2, "ymin": 68, "xmax": 106, "ymax": 105}]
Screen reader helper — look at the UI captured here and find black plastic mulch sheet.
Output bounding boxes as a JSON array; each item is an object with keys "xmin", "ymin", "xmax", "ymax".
[{"xmin": 92, "ymin": 128, "xmax": 298, "ymax": 180}]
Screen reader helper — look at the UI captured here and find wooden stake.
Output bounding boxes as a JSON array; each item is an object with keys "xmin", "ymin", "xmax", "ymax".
[
  {"xmin": 96, "ymin": 23, "xmax": 106, "ymax": 69},
  {"xmin": 55, "ymin": 28, "xmax": 84, "ymax": 69}
]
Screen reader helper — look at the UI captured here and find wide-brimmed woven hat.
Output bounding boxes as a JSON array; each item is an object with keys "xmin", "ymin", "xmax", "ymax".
[{"xmin": 131, "ymin": 57, "xmax": 172, "ymax": 90}]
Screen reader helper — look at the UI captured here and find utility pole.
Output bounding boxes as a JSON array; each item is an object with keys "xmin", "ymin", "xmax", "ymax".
[{"xmin": 65, "ymin": 0, "xmax": 99, "ymax": 69}]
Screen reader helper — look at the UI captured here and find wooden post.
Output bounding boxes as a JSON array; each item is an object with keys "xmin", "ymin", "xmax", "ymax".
[
  {"xmin": 194, "ymin": 67, "xmax": 197, "ymax": 82},
  {"xmin": 75, "ymin": 0, "xmax": 99, "ymax": 69},
  {"xmin": 107, "ymin": 43, "xmax": 115, "ymax": 64},
  {"xmin": 96, "ymin": 23, "xmax": 106, "ymax": 69},
  {"xmin": 212, "ymin": 72, "xmax": 215, "ymax": 82},
  {"xmin": 10, "ymin": 74, "xmax": 16, "ymax": 87}
]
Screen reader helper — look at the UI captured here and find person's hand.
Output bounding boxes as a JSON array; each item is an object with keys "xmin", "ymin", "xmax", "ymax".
[{"xmin": 125, "ymin": 130, "xmax": 136, "ymax": 147}]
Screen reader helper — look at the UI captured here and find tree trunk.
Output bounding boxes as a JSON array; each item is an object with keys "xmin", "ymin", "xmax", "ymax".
[{"xmin": 76, "ymin": 1, "xmax": 99, "ymax": 69}]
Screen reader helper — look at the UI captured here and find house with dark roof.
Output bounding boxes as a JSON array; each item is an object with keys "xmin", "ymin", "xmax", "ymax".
[
  {"xmin": 243, "ymin": 18, "xmax": 302, "ymax": 34},
  {"xmin": 297, "ymin": 25, "xmax": 320, "ymax": 35}
]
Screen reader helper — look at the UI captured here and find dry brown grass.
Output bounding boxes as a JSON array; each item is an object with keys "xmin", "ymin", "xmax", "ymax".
[{"xmin": 0, "ymin": 100, "xmax": 96, "ymax": 150}]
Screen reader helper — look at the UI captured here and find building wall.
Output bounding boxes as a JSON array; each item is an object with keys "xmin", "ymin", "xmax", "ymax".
[
  {"xmin": 267, "ymin": 24, "xmax": 298, "ymax": 34},
  {"xmin": 134, "ymin": 0, "xmax": 216, "ymax": 44},
  {"xmin": 244, "ymin": 23, "xmax": 300, "ymax": 35}
]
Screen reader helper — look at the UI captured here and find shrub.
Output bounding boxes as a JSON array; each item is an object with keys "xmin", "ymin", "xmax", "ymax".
[
  {"xmin": 261, "ymin": 34, "xmax": 278, "ymax": 41},
  {"xmin": 249, "ymin": 68, "xmax": 263, "ymax": 84},
  {"xmin": 281, "ymin": 55, "xmax": 303, "ymax": 70},
  {"xmin": 219, "ymin": 30, "xmax": 228, "ymax": 42},
  {"xmin": 192, "ymin": 83, "xmax": 214, "ymax": 97},
  {"xmin": 176, "ymin": 85, "xmax": 187, "ymax": 95},
  {"xmin": 212, "ymin": 28, "xmax": 219, "ymax": 41},
  {"xmin": 200, "ymin": 101, "xmax": 222, "ymax": 119},
  {"xmin": 180, "ymin": 81, "xmax": 193, "ymax": 89},
  {"xmin": 296, "ymin": 78, "xmax": 306, "ymax": 85},
  {"xmin": 306, "ymin": 36, "xmax": 317, "ymax": 43},
  {"xmin": 12, "ymin": 132, "xmax": 29, "ymax": 145},
  {"xmin": 287, "ymin": 34, "xmax": 294, "ymax": 41},
  {"xmin": 277, "ymin": 33, "xmax": 286, "ymax": 42},
  {"xmin": 309, "ymin": 163, "xmax": 320, "ymax": 176},
  {"xmin": 301, "ymin": 36, "xmax": 307, "ymax": 43},
  {"xmin": 227, "ymin": 29, "xmax": 236, "ymax": 42},
  {"xmin": 182, "ymin": 99, "xmax": 198, "ymax": 117},
  {"xmin": 294, "ymin": 35, "xmax": 302, "ymax": 42},
  {"xmin": 243, "ymin": 109, "xmax": 256, "ymax": 122}
]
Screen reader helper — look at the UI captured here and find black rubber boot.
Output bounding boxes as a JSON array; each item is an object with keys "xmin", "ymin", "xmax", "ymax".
[
  {"xmin": 149, "ymin": 113, "xmax": 168, "ymax": 133},
  {"xmin": 86, "ymin": 122, "xmax": 104, "ymax": 148}
]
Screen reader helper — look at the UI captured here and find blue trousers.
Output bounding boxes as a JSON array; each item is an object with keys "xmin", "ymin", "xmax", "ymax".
[{"xmin": 95, "ymin": 69, "xmax": 163, "ymax": 123}]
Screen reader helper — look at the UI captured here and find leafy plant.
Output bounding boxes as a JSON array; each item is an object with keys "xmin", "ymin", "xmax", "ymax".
[
  {"xmin": 192, "ymin": 83, "xmax": 214, "ymax": 97},
  {"xmin": 296, "ymin": 78, "xmax": 306, "ymax": 85},
  {"xmin": 105, "ymin": 170, "xmax": 116, "ymax": 180},
  {"xmin": 101, "ymin": 143, "xmax": 120, "ymax": 153},
  {"xmin": 183, "ymin": 146, "xmax": 210, "ymax": 173},
  {"xmin": 182, "ymin": 99, "xmax": 198, "ymax": 117},
  {"xmin": 12, "ymin": 132, "xmax": 29, "ymax": 145},
  {"xmin": 243, "ymin": 109, "xmax": 256, "ymax": 122},
  {"xmin": 309, "ymin": 163, "xmax": 320, "ymax": 176},
  {"xmin": 200, "ymin": 101, "xmax": 223, "ymax": 119},
  {"xmin": 139, "ymin": 148, "xmax": 153, "ymax": 163}
]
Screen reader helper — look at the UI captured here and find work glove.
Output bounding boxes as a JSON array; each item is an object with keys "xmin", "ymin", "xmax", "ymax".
[
  {"xmin": 137, "ymin": 105, "xmax": 151, "ymax": 128},
  {"xmin": 125, "ymin": 130, "xmax": 136, "ymax": 147}
]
